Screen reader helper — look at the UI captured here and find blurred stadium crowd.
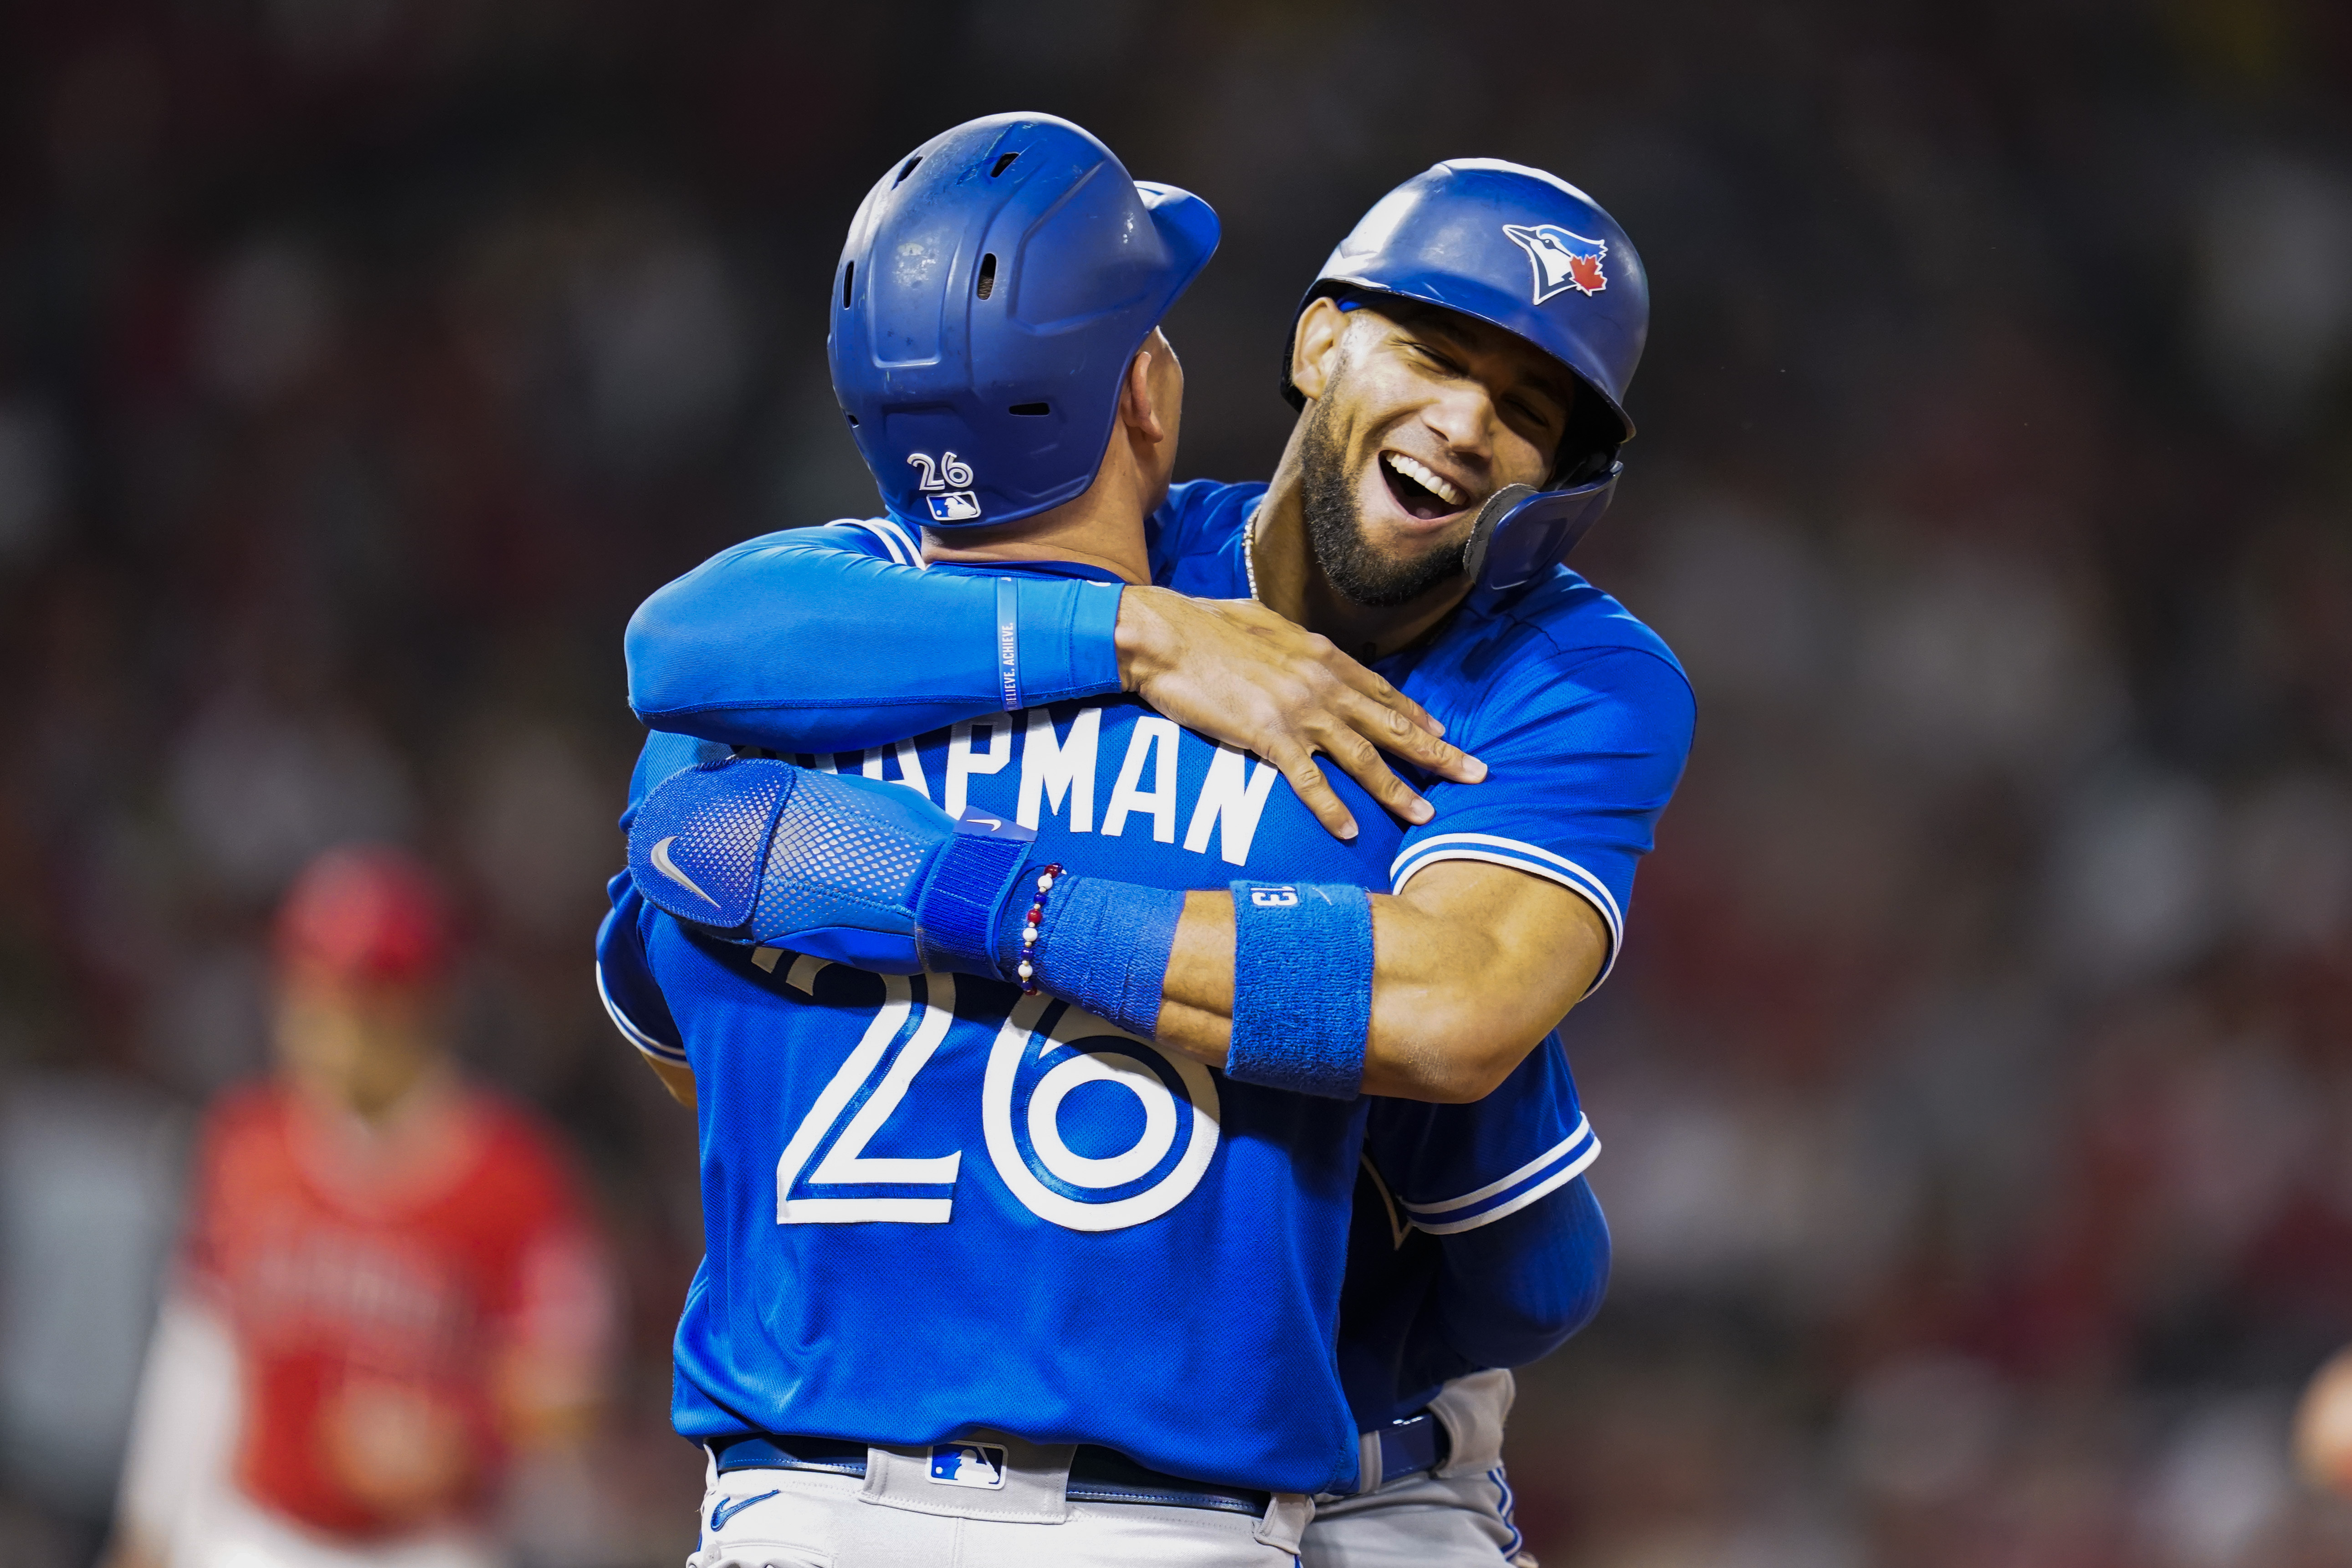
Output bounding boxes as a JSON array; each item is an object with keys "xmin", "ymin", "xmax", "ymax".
[{"xmin": 3, "ymin": 0, "xmax": 2352, "ymax": 1564}]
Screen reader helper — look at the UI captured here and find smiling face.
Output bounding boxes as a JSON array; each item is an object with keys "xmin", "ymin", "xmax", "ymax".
[{"xmin": 1290, "ymin": 296, "xmax": 1576, "ymax": 608}]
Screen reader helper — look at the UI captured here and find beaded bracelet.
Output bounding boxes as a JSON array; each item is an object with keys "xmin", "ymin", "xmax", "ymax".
[{"xmin": 1015, "ymin": 863, "xmax": 1066, "ymax": 994}]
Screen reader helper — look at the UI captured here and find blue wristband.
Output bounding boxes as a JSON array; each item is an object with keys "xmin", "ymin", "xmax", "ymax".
[
  {"xmin": 995, "ymin": 874, "xmax": 1183, "ymax": 1039},
  {"xmin": 912, "ymin": 811, "xmax": 1038, "ymax": 976},
  {"xmin": 1227, "ymin": 882, "xmax": 1371, "ymax": 1100}
]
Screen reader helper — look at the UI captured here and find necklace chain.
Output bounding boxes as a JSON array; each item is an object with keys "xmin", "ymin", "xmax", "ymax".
[{"xmin": 1243, "ymin": 502, "xmax": 1262, "ymax": 602}]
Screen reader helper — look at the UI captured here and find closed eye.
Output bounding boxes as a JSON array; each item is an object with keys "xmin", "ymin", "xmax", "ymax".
[
  {"xmin": 1405, "ymin": 340, "xmax": 1464, "ymax": 378},
  {"xmin": 1506, "ymin": 395, "xmax": 1555, "ymax": 430}
]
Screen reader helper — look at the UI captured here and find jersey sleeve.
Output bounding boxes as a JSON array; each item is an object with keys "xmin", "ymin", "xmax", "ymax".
[
  {"xmin": 1393, "ymin": 642, "xmax": 1693, "ymax": 990},
  {"xmin": 1362, "ymin": 1035, "xmax": 1597, "ymax": 1236},
  {"xmin": 625, "ymin": 521, "xmax": 1125, "ymax": 753},
  {"xmin": 1404, "ymin": 1173, "xmax": 1609, "ymax": 1385},
  {"xmin": 595, "ymin": 873, "xmax": 687, "ymax": 1068},
  {"xmin": 1364, "ymin": 1040, "xmax": 1611, "ymax": 1378},
  {"xmin": 114, "ymin": 1293, "xmax": 240, "ymax": 1549}
]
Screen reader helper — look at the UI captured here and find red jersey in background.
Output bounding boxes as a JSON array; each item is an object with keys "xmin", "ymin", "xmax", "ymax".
[{"xmin": 184, "ymin": 1079, "xmax": 614, "ymax": 1540}]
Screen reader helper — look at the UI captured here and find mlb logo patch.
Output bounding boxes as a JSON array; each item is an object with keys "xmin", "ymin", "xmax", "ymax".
[
  {"xmin": 928, "ymin": 1442, "xmax": 1008, "ymax": 1489},
  {"xmin": 927, "ymin": 491, "xmax": 982, "ymax": 522}
]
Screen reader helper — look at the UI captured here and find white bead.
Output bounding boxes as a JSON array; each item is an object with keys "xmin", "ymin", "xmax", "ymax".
[
  {"xmin": 1023, "ymin": 924, "xmax": 1039, "ymax": 942},
  {"xmin": 1017, "ymin": 961, "xmax": 1035, "ymax": 979},
  {"xmin": 1035, "ymin": 873, "xmax": 1054, "ymax": 892}
]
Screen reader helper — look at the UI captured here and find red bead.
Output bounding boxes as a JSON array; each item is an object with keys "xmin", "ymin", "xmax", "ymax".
[{"xmin": 1027, "ymin": 904, "xmax": 1044, "ymax": 922}]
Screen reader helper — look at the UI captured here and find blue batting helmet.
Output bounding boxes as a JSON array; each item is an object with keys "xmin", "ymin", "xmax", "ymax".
[
  {"xmin": 1285, "ymin": 160, "xmax": 1651, "ymax": 591},
  {"xmin": 829, "ymin": 113, "xmax": 1219, "ymax": 532}
]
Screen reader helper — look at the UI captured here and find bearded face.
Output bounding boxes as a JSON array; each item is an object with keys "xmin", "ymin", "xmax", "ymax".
[
  {"xmin": 1290, "ymin": 302, "xmax": 1573, "ymax": 611},
  {"xmin": 1297, "ymin": 367, "xmax": 1472, "ymax": 608}
]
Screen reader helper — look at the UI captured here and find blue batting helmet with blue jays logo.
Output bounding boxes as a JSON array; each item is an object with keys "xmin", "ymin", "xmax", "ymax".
[
  {"xmin": 1285, "ymin": 160, "xmax": 1652, "ymax": 591},
  {"xmin": 829, "ymin": 113, "xmax": 1220, "ymax": 532}
]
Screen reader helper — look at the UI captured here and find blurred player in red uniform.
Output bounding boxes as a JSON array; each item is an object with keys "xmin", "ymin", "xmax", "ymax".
[{"xmin": 105, "ymin": 847, "xmax": 617, "ymax": 1568}]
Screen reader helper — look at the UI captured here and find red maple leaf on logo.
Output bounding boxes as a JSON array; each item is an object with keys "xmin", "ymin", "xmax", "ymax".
[{"xmin": 1568, "ymin": 254, "xmax": 1607, "ymax": 295}]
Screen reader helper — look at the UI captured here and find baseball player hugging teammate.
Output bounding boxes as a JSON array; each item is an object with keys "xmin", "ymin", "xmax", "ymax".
[{"xmin": 597, "ymin": 114, "xmax": 1691, "ymax": 1567}]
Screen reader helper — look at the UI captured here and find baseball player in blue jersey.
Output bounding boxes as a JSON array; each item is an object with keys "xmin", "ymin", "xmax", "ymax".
[
  {"xmin": 609, "ymin": 118, "xmax": 1690, "ymax": 1566},
  {"xmin": 622, "ymin": 135, "xmax": 1689, "ymax": 1566}
]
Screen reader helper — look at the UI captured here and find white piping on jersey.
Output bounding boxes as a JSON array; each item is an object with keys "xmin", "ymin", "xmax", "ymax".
[
  {"xmin": 1414, "ymin": 1153, "xmax": 1597, "ymax": 1235},
  {"xmin": 1358, "ymin": 1154, "xmax": 1411, "ymax": 1250},
  {"xmin": 846, "ymin": 517, "xmax": 922, "ymax": 566},
  {"xmin": 595, "ymin": 959, "xmax": 687, "ymax": 1064},
  {"xmin": 1389, "ymin": 834, "xmax": 1624, "ymax": 939},
  {"xmin": 1389, "ymin": 835, "xmax": 1624, "ymax": 989},
  {"xmin": 1405, "ymin": 1117, "xmax": 1594, "ymax": 1216},
  {"xmin": 1405, "ymin": 1120, "xmax": 1599, "ymax": 1236}
]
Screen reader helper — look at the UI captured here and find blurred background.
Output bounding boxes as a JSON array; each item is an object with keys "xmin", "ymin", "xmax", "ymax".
[{"xmin": 3, "ymin": 0, "xmax": 2352, "ymax": 1563}]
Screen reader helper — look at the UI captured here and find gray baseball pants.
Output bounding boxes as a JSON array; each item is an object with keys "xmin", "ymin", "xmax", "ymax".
[{"xmin": 1302, "ymin": 1371, "xmax": 1537, "ymax": 1568}]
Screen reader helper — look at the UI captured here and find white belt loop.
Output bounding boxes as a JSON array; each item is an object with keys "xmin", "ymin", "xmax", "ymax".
[
  {"xmin": 1252, "ymin": 1492, "xmax": 1315, "ymax": 1555},
  {"xmin": 1430, "ymin": 1368, "xmax": 1515, "ymax": 1478}
]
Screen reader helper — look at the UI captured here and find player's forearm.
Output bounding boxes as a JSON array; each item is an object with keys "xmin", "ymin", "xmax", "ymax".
[
  {"xmin": 622, "ymin": 769, "xmax": 1597, "ymax": 1104},
  {"xmin": 625, "ymin": 533, "xmax": 1124, "ymax": 752},
  {"xmin": 1152, "ymin": 888, "xmax": 1585, "ymax": 1103}
]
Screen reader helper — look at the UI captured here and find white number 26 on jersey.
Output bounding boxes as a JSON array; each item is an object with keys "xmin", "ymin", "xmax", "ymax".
[{"xmin": 768, "ymin": 958, "xmax": 1220, "ymax": 1232}]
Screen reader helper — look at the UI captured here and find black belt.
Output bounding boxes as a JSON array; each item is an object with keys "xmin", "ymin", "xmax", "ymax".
[{"xmin": 711, "ymin": 1432, "xmax": 1273, "ymax": 1518}]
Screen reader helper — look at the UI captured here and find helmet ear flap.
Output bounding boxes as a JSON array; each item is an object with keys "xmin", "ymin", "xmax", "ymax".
[
  {"xmin": 1553, "ymin": 430, "xmax": 1621, "ymax": 490},
  {"xmin": 1461, "ymin": 466, "xmax": 1621, "ymax": 595}
]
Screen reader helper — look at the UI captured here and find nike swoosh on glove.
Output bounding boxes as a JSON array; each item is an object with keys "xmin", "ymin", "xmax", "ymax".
[{"xmin": 626, "ymin": 757, "xmax": 1036, "ymax": 976}]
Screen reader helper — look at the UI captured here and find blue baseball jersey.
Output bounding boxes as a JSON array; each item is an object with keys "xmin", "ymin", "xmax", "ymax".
[
  {"xmin": 611, "ymin": 492, "xmax": 1692, "ymax": 1441},
  {"xmin": 1141, "ymin": 479, "xmax": 1689, "ymax": 1421},
  {"xmin": 598, "ymin": 559, "xmax": 1604, "ymax": 1496}
]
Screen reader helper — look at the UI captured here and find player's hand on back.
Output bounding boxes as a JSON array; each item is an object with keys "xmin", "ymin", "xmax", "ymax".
[{"xmin": 1113, "ymin": 587, "xmax": 1485, "ymax": 840}]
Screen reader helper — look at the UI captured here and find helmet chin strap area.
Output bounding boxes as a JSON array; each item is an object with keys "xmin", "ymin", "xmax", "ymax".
[{"xmin": 1459, "ymin": 462, "xmax": 1622, "ymax": 595}]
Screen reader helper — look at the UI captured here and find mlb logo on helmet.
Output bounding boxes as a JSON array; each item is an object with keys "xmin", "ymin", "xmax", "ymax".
[
  {"xmin": 927, "ymin": 491, "xmax": 982, "ymax": 522},
  {"xmin": 928, "ymin": 1441, "xmax": 1009, "ymax": 1488},
  {"xmin": 1501, "ymin": 223, "xmax": 1608, "ymax": 303}
]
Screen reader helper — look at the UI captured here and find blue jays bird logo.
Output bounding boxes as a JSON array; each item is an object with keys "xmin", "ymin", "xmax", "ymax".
[{"xmin": 1502, "ymin": 224, "xmax": 1608, "ymax": 303}]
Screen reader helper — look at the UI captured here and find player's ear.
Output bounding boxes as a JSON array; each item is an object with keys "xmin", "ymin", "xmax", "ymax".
[
  {"xmin": 1290, "ymin": 297, "xmax": 1348, "ymax": 403},
  {"xmin": 1120, "ymin": 337, "xmax": 1170, "ymax": 446}
]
